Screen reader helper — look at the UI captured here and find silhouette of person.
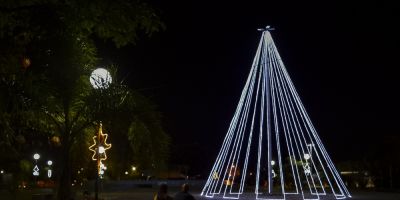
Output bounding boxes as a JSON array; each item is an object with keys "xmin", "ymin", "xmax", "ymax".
[
  {"xmin": 174, "ymin": 183, "xmax": 196, "ymax": 200},
  {"xmin": 154, "ymin": 183, "xmax": 173, "ymax": 200}
]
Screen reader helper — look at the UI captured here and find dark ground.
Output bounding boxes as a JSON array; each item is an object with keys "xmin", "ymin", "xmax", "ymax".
[{"xmin": 2, "ymin": 187, "xmax": 399, "ymax": 200}]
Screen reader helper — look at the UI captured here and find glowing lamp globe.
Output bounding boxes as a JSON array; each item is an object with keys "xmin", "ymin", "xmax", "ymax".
[
  {"xmin": 271, "ymin": 160, "xmax": 276, "ymax": 166},
  {"xmin": 90, "ymin": 68, "xmax": 112, "ymax": 89},
  {"xmin": 304, "ymin": 153, "xmax": 311, "ymax": 160},
  {"xmin": 33, "ymin": 153, "xmax": 40, "ymax": 160},
  {"xmin": 47, "ymin": 160, "xmax": 53, "ymax": 166}
]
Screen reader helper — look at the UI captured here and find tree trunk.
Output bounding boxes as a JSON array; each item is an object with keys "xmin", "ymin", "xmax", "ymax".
[
  {"xmin": 56, "ymin": 101, "xmax": 73, "ymax": 200},
  {"xmin": 57, "ymin": 142, "xmax": 72, "ymax": 200}
]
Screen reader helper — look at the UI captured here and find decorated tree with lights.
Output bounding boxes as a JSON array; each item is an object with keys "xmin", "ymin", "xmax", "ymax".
[{"xmin": 201, "ymin": 28, "xmax": 351, "ymax": 200}]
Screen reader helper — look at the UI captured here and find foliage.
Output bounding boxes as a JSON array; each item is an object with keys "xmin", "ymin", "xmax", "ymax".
[
  {"xmin": 85, "ymin": 68, "xmax": 169, "ymax": 178},
  {"xmin": 0, "ymin": 0, "xmax": 167, "ymax": 198}
]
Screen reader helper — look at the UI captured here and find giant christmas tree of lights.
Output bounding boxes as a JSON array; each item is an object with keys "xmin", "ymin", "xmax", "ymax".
[{"xmin": 201, "ymin": 27, "xmax": 351, "ymax": 200}]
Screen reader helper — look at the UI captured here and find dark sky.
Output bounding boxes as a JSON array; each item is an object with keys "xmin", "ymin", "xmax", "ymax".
[{"xmin": 98, "ymin": 1, "xmax": 400, "ymax": 175}]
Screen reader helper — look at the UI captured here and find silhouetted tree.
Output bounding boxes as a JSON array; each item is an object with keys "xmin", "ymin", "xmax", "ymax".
[{"xmin": 0, "ymin": 1, "xmax": 166, "ymax": 199}]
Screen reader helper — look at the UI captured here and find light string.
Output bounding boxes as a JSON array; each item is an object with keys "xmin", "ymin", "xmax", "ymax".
[{"xmin": 201, "ymin": 30, "xmax": 351, "ymax": 200}]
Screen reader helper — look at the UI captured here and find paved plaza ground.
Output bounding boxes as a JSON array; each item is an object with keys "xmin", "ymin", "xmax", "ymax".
[
  {"xmin": 98, "ymin": 189, "xmax": 400, "ymax": 200},
  {"xmin": 1, "ymin": 181, "xmax": 400, "ymax": 200}
]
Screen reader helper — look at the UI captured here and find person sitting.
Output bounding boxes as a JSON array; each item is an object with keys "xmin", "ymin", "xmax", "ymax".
[
  {"xmin": 154, "ymin": 183, "xmax": 173, "ymax": 200},
  {"xmin": 174, "ymin": 183, "xmax": 195, "ymax": 200}
]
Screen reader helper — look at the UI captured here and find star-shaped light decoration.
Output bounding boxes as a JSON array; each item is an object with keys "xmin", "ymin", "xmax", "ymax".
[{"xmin": 89, "ymin": 123, "xmax": 112, "ymax": 162}]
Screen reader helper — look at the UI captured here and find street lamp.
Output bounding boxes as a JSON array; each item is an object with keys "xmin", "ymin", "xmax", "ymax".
[{"xmin": 89, "ymin": 68, "xmax": 112, "ymax": 200}]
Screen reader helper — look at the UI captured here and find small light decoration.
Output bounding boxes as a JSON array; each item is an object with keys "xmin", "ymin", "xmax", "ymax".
[
  {"xmin": 21, "ymin": 56, "xmax": 31, "ymax": 69},
  {"xmin": 47, "ymin": 160, "xmax": 53, "ymax": 178},
  {"xmin": 33, "ymin": 165, "xmax": 39, "ymax": 176},
  {"xmin": 48, "ymin": 169, "xmax": 52, "ymax": 178},
  {"xmin": 89, "ymin": 123, "xmax": 111, "ymax": 175},
  {"xmin": 50, "ymin": 136, "xmax": 61, "ymax": 146},
  {"xmin": 99, "ymin": 161, "xmax": 107, "ymax": 178},
  {"xmin": 33, "ymin": 153, "xmax": 40, "ymax": 176},
  {"xmin": 33, "ymin": 153, "xmax": 40, "ymax": 160}
]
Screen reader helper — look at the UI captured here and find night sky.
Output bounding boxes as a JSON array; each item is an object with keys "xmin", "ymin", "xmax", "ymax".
[{"xmin": 97, "ymin": 1, "xmax": 400, "ymax": 175}]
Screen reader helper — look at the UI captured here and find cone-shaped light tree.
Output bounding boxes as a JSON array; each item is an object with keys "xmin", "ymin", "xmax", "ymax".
[{"xmin": 201, "ymin": 27, "xmax": 351, "ymax": 200}]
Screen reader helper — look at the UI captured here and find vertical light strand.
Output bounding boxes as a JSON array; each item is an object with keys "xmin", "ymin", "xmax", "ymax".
[
  {"xmin": 265, "ymin": 32, "xmax": 286, "ymax": 200},
  {"xmin": 273, "ymin": 50, "xmax": 325, "ymax": 195},
  {"xmin": 219, "ymin": 52, "xmax": 260, "ymax": 197},
  {"xmin": 270, "ymin": 44, "xmax": 319, "ymax": 199},
  {"xmin": 268, "ymin": 39, "xmax": 303, "ymax": 196},
  {"xmin": 271, "ymin": 37, "xmax": 350, "ymax": 198},
  {"xmin": 254, "ymin": 31, "xmax": 268, "ymax": 196},
  {"xmin": 203, "ymin": 33, "xmax": 263, "ymax": 197},
  {"xmin": 264, "ymin": 33, "xmax": 273, "ymax": 195}
]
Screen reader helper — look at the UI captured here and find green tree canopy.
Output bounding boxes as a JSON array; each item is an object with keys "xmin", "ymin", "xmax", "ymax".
[{"xmin": 0, "ymin": 1, "xmax": 167, "ymax": 199}]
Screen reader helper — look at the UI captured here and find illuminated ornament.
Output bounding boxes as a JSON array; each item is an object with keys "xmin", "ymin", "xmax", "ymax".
[
  {"xmin": 50, "ymin": 136, "xmax": 61, "ymax": 146},
  {"xmin": 33, "ymin": 165, "xmax": 39, "ymax": 176},
  {"xmin": 90, "ymin": 68, "xmax": 112, "ymax": 89},
  {"xmin": 201, "ymin": 27, "xmax": 351, "ymax": 199},
  {"xmin": 89, "ymin": 123, "xmax": 111, "ymax": 175},
  {"xmin": 99, "ymin": 161, "xmax": 107, "ymax": 177},
  {"xmin": 47, "ymin": 160, "xmax": 53, "ymax": 178},
  {"xmin": 33, "ymin": 153, "xmax": 40, "ymax": 160},
  {"xmin": 21, "ymin": 56, "xmax": 31, "ymax": 69},
  {"xmin": 212, "ymin": 171, "xmax": 219, "ymax": 180},
  {"xmin": 272, "ymin": 169, "xmax": 277, "ymax": 178}
]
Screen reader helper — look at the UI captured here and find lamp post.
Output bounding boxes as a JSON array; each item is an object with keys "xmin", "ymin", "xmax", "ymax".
[{"xmin": 89, "ymin": 68, "xmax": 112, "ymax": 200}]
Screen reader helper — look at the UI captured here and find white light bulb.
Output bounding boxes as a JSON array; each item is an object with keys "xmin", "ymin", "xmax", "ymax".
[
  {"xmin": 33, "ymin": 153, "xmax": 40, "ymax": 160},
  {"xmin": 98, "ymin": 146, "xmax": 105, "ymax": 154}
]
